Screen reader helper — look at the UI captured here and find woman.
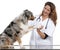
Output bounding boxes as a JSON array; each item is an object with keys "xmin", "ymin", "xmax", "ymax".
[{"xmin": 30, "ymin": 2, "xmax": 57, "ymax": 49}]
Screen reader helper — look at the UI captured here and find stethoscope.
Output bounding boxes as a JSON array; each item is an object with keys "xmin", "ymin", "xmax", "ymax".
[
  {"xmin": 36, "ymin": 16, "xmax": 49, "ymax": 29},
  {"xmin": 30, "ymin": 16, "xmax": 49, "ymax": 46}
]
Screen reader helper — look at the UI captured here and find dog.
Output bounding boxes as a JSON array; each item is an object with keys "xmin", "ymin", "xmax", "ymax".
[{"xmin": 0, "ymin": 9, "xmax": 36, "ymax": 49}]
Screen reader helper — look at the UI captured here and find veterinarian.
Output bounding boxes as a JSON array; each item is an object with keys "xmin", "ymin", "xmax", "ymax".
[{"xmin": 29, "ymin": 2, "xmax": 57, "ymax": 49}]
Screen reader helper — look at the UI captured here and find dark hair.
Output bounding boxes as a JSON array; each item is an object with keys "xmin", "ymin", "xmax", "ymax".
[{"xmin": 41, "ymin": 2, "xmax": 57, "ymax": 26}]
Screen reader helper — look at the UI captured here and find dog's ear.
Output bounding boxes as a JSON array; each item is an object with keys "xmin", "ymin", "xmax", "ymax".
[
  {"xmin": 24, "ymin": 9, "xmax": 28, "ymax": 12},
  {"xmin": 24, "ymin": 9, "xmax": 33, "ymax": 17},
  {"xmin": 23, "ymin": 9, "xmax": 29, "ymax": 19}
]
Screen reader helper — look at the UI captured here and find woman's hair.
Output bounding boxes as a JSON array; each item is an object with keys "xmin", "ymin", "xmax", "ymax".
[{"xmin": 41, "ymin": 2, "xmax": 57, "ymax": 26}]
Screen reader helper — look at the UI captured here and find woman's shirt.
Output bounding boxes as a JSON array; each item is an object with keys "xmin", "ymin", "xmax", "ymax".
[{"xmin": 29, "ymin": 15, "xmax": 55, "ymax": 49}]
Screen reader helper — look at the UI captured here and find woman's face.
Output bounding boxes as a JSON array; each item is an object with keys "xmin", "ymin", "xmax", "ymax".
[{"xmin": 42, "ymin": 5, "xmax": 51, "ymax": 16}]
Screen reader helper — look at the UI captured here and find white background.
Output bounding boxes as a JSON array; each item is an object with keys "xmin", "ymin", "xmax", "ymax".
[{"xmin": 0, "ymin": 0, "xmax": 60, "ymax": 49}]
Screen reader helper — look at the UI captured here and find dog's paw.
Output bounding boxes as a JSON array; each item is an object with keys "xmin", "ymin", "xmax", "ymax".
[{"xmin": 20, "ymin": 46, "xmax": 25, "ymax": 49}]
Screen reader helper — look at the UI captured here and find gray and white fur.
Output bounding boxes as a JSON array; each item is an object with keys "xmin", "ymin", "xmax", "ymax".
[{"xmin": 0, "ymin": 9, "xmax": 35, "ymax": 49}]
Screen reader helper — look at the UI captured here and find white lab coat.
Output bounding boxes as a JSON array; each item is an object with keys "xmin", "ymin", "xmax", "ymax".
[{"xmin": 29, "ymin": 16, "xmax": 55, "ymax": 49}]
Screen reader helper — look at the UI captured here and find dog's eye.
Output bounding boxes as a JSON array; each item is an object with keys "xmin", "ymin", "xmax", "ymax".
[
  {"xmin": 21, "ymin": 19, "xmax": 23, "ymax": 21},
  {"xmin": 2, "ymin": 39, "xmax": 4, "ymax": 42}
]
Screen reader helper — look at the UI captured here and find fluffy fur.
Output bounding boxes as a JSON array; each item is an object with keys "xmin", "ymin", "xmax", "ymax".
[{"xmin": 0, "ymin": 9, "xmax": 35, "ymax": 49}]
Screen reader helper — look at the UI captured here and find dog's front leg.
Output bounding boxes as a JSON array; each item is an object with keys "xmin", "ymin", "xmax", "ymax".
[
  {"xmin": 16, "ymin": 36, "xmax": 25, "ymax": 49},
  {"xmin": 27, "ymin": 26, "xmax": 35, "ymax": 31}
]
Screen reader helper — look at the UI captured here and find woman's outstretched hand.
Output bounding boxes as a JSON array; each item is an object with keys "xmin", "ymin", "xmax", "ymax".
[{"xmin": 37, "ymin": 26, "xmax": 43, "ymax": 31}]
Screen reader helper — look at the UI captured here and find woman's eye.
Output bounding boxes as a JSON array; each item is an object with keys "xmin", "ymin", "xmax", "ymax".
[
  {"xmin": 44, "ymin": 7, "xmax": 50, "ymax": 12},
  {"xmin": 47, "ymin": 9, "xmax": 50, "ymax": 11},
  {"xmin": 45, "ymin": 7, "xmax": 46, "ymax": 9},
  {"xmin": 44, "ymin": 7, "xmax": 46, "ymax": 9}
]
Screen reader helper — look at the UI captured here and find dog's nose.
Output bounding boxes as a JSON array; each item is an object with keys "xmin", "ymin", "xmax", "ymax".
[{"xmin": 29, "ymin": 16, "xmax": 35, "ymax": 20}]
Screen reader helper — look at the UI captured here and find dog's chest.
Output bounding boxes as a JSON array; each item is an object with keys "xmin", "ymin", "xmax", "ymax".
[{"xmin": 20, "ymin": 23, "xmax": 28, "ymax": 30}]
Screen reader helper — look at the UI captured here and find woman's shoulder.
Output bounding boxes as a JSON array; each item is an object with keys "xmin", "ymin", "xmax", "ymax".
[
  {"xmin": 49, "ymin": 18, "xmax": 53, "ymax": 23},
  {"xmin": 48, "ymin": 18, "xmax": 55, "ymax": 27}
]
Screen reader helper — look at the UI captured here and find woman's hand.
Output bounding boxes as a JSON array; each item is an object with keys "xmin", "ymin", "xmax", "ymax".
[
  {"xmin": 37, "ymin": 26, "xmax": 46, "ymax": 39},
  {"xmin": 37, "ymin": 26, "xmax": 43, "ymax": 31}
]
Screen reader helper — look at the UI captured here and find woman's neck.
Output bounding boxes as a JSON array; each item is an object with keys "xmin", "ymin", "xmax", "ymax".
[{"xmin": 42, "ymin": 15, "xmax": 48, "ymax": 21}]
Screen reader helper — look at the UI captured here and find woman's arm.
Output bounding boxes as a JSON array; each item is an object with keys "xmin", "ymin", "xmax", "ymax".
[{"xmin": 37, "ymin": 27, "xmax": 48, "ymax": 39}]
